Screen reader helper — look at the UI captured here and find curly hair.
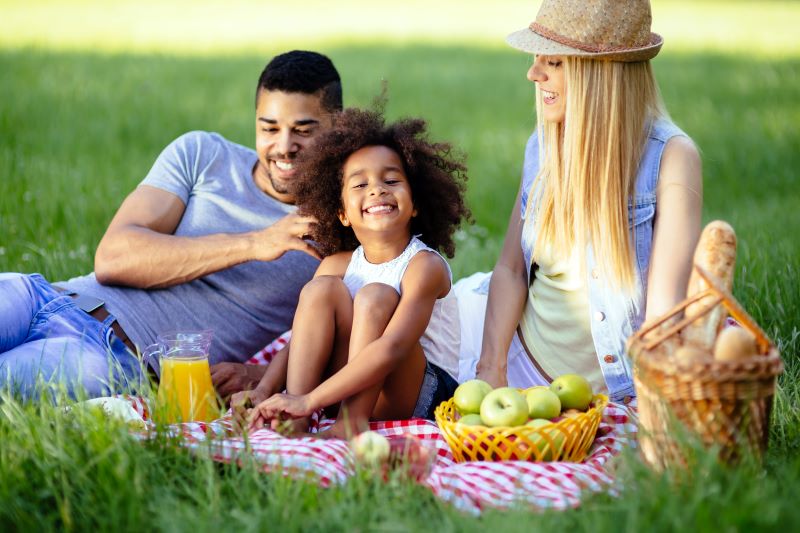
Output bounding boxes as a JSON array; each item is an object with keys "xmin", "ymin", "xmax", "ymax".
[{"xmin": 292, "ymin": 108, "xmax": 471, "ymax": 258}]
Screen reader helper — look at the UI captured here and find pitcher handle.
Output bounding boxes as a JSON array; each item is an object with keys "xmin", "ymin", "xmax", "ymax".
[{"xmin": 141, "ymin": 343, "xmax": 163, "ymax": 380}]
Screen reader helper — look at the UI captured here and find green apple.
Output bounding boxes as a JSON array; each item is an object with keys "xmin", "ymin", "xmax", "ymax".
[
  {"xmin": 479, "ymin": 387, "xmax": 528, "ymax": 427},
  {"xmin": 351, "ymin": 431, "xmax": 390, "ymax": 466},
  {"xmin": 525, "ymin": 388, "xmax": 561, "ymax": 420},
  {"xmin": 538, "ymin": 429, "xmax": 567, "ymax": 461},
  {"xmin": 453, "ymin": 379, "xmax": 492, "ymax": 415},
  {"xmin": 526, "ymin": 419, "xmax": 565, "ymax": 460},
  {"xmin": 457, "ymin": 413, "xmax": 485, "ymax": 426},
  {"xmin": 527, "ymin": 385, "xmax": 549, "ymax": 392},
  {"xmin": 526, "ymin": 418, "xmax": 551, "ymax": 429},
  {"xmin": 550, "ymin": 374, "xmax": 593, "ymax": 411}
]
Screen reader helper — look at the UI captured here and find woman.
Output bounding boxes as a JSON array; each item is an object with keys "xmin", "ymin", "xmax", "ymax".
[{"xmin": 470, "ymin": 0, "xmax": 702, "ymax": 403}]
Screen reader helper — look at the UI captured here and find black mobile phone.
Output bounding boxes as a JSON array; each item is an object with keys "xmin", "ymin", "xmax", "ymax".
[{"xmin": 72, "ymin": 294, "xmax": 105, "ymax": 314}]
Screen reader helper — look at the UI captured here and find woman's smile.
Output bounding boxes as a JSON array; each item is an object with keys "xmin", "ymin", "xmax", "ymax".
[
  {"xmin": 541, "ymin": 89, "xmax": 559, "ymax": 104},
  {"xmin": 528, "ymin": 55, "xmax": 566, "ymax": 123}
]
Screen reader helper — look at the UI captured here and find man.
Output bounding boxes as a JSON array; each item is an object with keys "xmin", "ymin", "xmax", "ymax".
[{"xmin": 0, "ymin": 50, "xmax": 341, "ymax": 400}]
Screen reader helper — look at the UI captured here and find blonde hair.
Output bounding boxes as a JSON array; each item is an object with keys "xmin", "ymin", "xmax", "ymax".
[{"xmin": 530, "ymin": 56, "xmax": 667, "ymax": 291}]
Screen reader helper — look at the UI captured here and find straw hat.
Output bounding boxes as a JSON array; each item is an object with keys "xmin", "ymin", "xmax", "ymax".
[{"xmin": 506, "ymin": 0, "xmax": 663, "ymax": 62}]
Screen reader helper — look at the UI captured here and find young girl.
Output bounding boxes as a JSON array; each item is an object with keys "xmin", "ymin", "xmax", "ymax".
[
  {"xmin": 247, "ymin": 108, "xmax": 471, "ymax": 437},
  {"xmin": 471, "ymin": 0, "xmax": 703, "ymax": 402}
]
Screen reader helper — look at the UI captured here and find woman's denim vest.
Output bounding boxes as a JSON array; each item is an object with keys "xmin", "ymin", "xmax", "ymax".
[{"xmin": 518, "ymin": 119, "xmax": 687, "ymax": 402}]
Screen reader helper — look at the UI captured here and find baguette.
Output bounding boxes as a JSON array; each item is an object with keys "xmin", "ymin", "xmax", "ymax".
[{"xmin": 683, "ymin": 221, "xmax": 737, "ymax": 349}]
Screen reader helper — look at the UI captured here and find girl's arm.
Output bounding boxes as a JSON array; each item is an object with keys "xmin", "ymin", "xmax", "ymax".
[
  {"xmin": 476, "ymin": 189, "xmax": 529, "ymax": 388},
  {"xmin": 250, "ymin": 252, "xmax": 449, "ymax": 421},
  {"xmin": 312, "ymin": 251, "xmax": 353, "ymax": 279},
  {"xmin": 646, "ymin": 136, "xmax": 703, "ymax": 320}
]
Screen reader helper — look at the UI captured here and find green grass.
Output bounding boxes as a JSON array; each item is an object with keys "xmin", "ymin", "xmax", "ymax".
[
  {"xmin": 1, "ymin": 0, "xmax": 800, "ymax": 529},
  {"xmin": 1, "ymin": 395, "xmax": 798, "ymax": 531}
]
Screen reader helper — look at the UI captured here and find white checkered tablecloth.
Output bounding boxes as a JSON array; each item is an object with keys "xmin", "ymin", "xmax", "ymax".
[{"xmin": 122, "ymin": 332, "xmax": 638, "ymax": 514}]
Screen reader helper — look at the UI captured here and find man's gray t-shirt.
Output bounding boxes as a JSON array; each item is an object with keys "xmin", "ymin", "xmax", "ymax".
[{"xmin": 61, "ymin": 131, "xmax": 318, "ymax": 363}]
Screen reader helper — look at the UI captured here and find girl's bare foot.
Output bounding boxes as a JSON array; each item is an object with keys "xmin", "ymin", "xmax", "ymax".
[
  {"xmin": 273, "ymin": 416, "xmax": 310, "ymax": 436},
  {"xmin": 317, "ymin": 420, "xmax": 369, "ymax": 440}
]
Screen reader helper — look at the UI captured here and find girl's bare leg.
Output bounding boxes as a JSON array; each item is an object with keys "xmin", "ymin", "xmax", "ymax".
[
  {"xmin": 282, "ymin": 276, "xmax": 353, "ymax": 433},
  {"xmin": 324, "ymin": 283, "xmax": 427, "ymax": 439}
]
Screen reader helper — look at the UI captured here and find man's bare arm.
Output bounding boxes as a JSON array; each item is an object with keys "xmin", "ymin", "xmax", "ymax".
[{"xmin": 94, "ymin": 185, "xmax": 319, "ymax": 289}]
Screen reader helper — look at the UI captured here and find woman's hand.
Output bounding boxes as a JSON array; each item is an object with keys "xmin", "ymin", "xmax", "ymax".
[
  {"xmin": 247, "ymin": 392, "xmax": 315, "ymax": 431},
  {"xmin": 476, "ymin": 356, "xmax": 508, "ymax": 389}
]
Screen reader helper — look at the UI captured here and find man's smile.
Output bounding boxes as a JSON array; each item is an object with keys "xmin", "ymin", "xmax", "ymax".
[{"xmin": 269, "ymin": 158, "xmax": 297, "ymax": 178}]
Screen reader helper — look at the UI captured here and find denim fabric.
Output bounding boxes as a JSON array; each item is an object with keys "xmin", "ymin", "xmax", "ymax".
[
  {"xmin": 0, "ymin": 273, "xmax": 145, "ymax": 400},
  {"xmin": 517, "ymin": 119, "xmax": 688, "ymax": 402},
  {"xmin": 412, "ymin": 360, "xmax": 459, "ymax": 421}
]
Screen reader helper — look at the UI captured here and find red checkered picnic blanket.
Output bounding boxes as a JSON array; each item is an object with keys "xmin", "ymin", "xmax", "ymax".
[{"xmin": 124, "ymin": 332, "xmax": 638, "ymax": 514}]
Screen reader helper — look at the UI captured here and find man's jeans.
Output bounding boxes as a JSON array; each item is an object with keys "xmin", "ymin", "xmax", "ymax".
[{"xmin": 0, "ymin": 273, "xmax": 145, "ymax": 400}]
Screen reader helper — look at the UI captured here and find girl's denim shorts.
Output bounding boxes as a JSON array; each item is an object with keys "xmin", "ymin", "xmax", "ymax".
[{"xmin": 412, "ymin": 360, "xmax": 458, "ymax": 421}]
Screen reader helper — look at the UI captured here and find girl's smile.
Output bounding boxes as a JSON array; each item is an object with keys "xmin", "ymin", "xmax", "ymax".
[{"xmin": 363, "ymin": 203, "xmax": 397, "ymax": 215}]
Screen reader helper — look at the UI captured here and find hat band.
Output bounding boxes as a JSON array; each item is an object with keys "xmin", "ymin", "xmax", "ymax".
[{"xmin": 529, "ymin": 22, "xmax": 648, "ymax": 53}]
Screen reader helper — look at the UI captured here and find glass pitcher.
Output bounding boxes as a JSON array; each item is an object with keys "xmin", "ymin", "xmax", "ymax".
[{"xmin": 142, "ymin": 330, "xmax": 218, "ymax": 423}]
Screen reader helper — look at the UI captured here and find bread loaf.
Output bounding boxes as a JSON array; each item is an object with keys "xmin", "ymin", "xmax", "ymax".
[
  {"xmin": 714, "ymin": 326, "xmax": 757, "ymax": 362},
  {"xmin": 683, "ymin": 221, "xmax": 737, "ymax": 349}
]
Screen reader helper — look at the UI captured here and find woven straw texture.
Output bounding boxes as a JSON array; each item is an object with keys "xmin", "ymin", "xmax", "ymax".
[
  {"xmin": 628, "ymin": 266, "xmax": 784, "ymax": 470},
  {"xmin": 506, "ymin": 0, "xmax": 663, "ymax": 62},
  {"xmin": 435, "ymin": 393, "xmax": 608, "ymax": 462}
]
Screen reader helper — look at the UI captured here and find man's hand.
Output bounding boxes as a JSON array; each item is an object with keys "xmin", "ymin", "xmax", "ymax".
[
  {"xmin": 95, "ymin": 188, "xmax": 322, "ymax": 289},
  {"xmin": 250, "ymin": 213, "xmax": 321, "ymax": 262},
  {"xmin": 210, "ymin": 363, "xmax": 267, "ymax": 402}
]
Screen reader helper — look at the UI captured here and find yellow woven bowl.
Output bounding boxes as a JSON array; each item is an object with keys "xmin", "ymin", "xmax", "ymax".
[{"xmin": 435, "ymin": 393, "xmax": 609, "ymax": 462}]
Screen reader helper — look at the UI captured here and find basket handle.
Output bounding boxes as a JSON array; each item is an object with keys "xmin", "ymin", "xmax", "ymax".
[
  {"xmin": 629, "ymin": 265, "xmax": 772, "ymax": 355},
  {"xmin": 632, "ymin": 290, "xmax": 722, "ymax": 351},
  {"xmin": 694, "ymin": 266, "xmax": 772, "ymax": 354}
]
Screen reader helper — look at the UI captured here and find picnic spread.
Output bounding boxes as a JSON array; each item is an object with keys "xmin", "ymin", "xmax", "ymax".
[{"xmin": 112, "ymin": 330, "xmax": 638, "ymax": 514}]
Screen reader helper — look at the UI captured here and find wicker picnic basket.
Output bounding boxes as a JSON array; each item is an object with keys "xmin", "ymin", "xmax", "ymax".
[
  {"xmin": 434, "ymin": 392, "xmax": 608, "ymax": 462},
  {"xmin": 628, "ymin": 266, "xmax": 783, "ymax": 470}
]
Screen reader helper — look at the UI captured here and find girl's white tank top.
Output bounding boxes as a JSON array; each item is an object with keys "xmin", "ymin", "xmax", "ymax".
[{"xmin": 342, "ymin": 236, "xmax": 460, "ymax": 380}]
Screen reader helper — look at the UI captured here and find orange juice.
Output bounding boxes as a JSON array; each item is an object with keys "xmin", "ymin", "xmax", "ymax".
[{"xmin": 157, "ymin": 356, "xmax": 218, "ymax": 423}]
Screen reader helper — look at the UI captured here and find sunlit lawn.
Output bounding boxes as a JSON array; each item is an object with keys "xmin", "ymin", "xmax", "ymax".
[{"xmin": 1, "ymin": 0, "xmax": 799, "ymax": 530}]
